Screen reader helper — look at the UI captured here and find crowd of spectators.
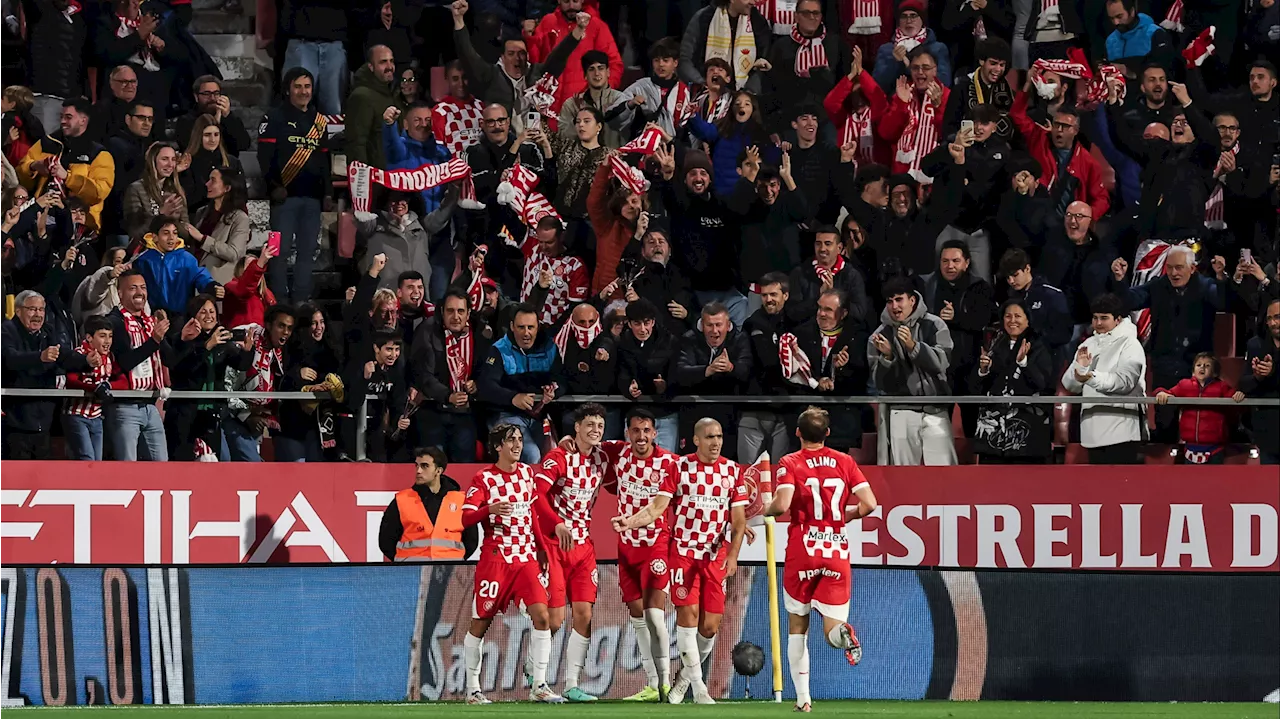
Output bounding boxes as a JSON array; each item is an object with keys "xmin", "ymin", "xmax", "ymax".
[{"xmin": 2, "ymin": 0, "xmax": 1278, "ymax": 466}]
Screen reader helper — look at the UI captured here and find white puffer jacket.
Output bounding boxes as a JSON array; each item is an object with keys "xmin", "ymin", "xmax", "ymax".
[{"xmin": 1060, "ymin": 318, "xmax": 1148, "ymax": 449}]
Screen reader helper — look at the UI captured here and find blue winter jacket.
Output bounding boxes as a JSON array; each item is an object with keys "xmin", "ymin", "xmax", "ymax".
[
  {"xmin": 132, "ymin": 238, "xmax": 218, "ymax": 315},
  {"xmin": 872, "ymin": 30, "xmax": 952, "ymax": 94},
  {"xmin": 687, "ymin": 116, "xmax": 782, "ymax": 197},
  {"xmin": 383, "ymin": 123, "xmax": 453, "ymax": 215},
  {"xmin": 1106, "ymin": 13, "xmax": 1160, "ymax": 63}
]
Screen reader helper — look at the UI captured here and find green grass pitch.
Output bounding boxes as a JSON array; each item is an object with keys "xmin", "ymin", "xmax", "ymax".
[{"xmin": 8, "ymin": 702, "xmax": 1277, "ymax": 718}]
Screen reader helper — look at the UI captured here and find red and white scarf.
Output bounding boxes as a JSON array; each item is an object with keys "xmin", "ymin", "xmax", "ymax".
[
  {"xmin": 846, "ymin": 0, "xmax": 881, "ymax": 35},
  {"xmin": 497, "ymin": 161, "xmax": 560, "ymax": 232},
  {"xmin": 65, "ymin": 342, "xmax": 114, "ymax": 419},
  {"xmin": 116, "ymin": 13, "xmax": 158, "ymax": 71},
  {"xmin": 663, "ymin": 81, "xmax": 696, "ymax": 130},
  {"xmin": 122, "ymin": 310, "xmax": 164, "ymax": 390},
  {"xmin": 432, "ymin": 95, "xmax": 485, "ymax": 155},
  {"xmin": 1204, "ymin": 144, "xmax": 1239, "ymax": 230},
  {"xmin": 839, "ymin": 105, "xmax": 874, "ymax": 164},
  {"xmin": 792, "ymin": 27, "xmax": 829, "ymax": 78},
  {"xmin": 347, "ymin": 158, "xmax": 477, "ymax": 214},
  {"xmin": 762, "ymin": 0, "xmax": 797, "ymax": 34},
  {"xmin": 1082, "ymin": 63, "xmax": 1125, "ymax": 107},
  {"xmin": 524, "ymin": 73, "xmax": 560, "ymax": 121},
  {"xmin": 554, "ymin": 317, "xmax": 602, "ymax": 358},
  {"xmin": 698, "ymin": 90, "xmax": 732, "ymax": 123},
  {"xmin": 467, "ymin": 272, "xmax": 496, "ymax": 313},
  {"xmin": 893, "ymin": 27, "xmax": 929, "ymax": 53},
  {"xmin": 1182, "ymin": 26, "xmax": 1215, "ymax": 69},
  {"xmin": 965, "ymin": 0, "xmax": 987, "ymax": 38},
  {"xmin": 62, "ymin": 0, "xmax": 82, "ymax": 19},
  {"xmin": 820, "ymin": 330, "xmax": 839, "ymax": 361},
  {"xmin": 1128, "ymin": 239, "xmax": 1181, "ymax": 342},
  {"xmin": 1032, "ymin": 47, "xmax": 1091, "ymax": 81},
  {"xmin": 609, "ymin": 155, "xmax": 650, "ymax": 195},
  {"xmin": 1160, "ymin": 0, "xmax": 1184, "ymax": 33},
  {"xmin": 815, "ymin": 255, "xmax": 846, "ymax": 285},
  {"xmin": 619, "ymin": 125, "xmax": 665, "ymax": 155},
  {"xmin": 444, "ymin": 328, "xmax": 474, "ymax": 392},
  {"xmin": 778, "ymin": 333, "xmax": 818, "ymax": 388},
  {"xmin": 895, "ymin": 92, "xmax": 939, "ymax": 183}
]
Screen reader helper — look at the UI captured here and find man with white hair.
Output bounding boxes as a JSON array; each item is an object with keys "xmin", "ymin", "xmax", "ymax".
[{"xmin": 1110, "ymin": 245, "xmax": 1229, "ymax": 442}]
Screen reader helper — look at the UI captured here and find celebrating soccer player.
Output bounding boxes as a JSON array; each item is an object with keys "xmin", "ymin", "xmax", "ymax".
[
  {"xmin": 607, "ymin": 408, "xmax": 679, "ymax": 702},
  {"xmin": 460, "ymin": 423, "xmax": 565, "ymax": 704},
  {"xmin": 765, "ymin": 407, "xmax": 878, "ymax": 712},
  {"xmin": 531, "ymin": 403, "xmax": 610, "ymax": 701},
  {"xmin": 618, "ymin": 417, "xmax": 748, "ymax": 704}
]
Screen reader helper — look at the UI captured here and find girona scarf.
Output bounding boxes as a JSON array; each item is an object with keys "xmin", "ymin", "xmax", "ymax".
[
  {"xmin": 347, "ymin": 158, "xmax": 476, "ymax": 215},
  {"xmin": 815, "ymin": 255, "xmax": 846, "ymax": 285},
  {"xmin": 895, "ymin": 92, "xmax": 939, "ymax": 182},
  {"xmin": 444, "ymin": 327, "xmax": 474, "ymax": 392},
  {"xmin": 792, "ymin": 26, "xmax": 828, "ymax": 78},
  {"xmin": 839, "ymin": 106, "xmax": 874, "ymax": 164},
  {"xmin": 121, "ymin": 310, "xmax": 163, "ymax": 390},
  {"xmin": 553, "ymin": 318, "xmax": 602, "ymax": 358},
  {"xmin": 893, "ymin": 27, "xmax": 929, "ymax": 53},
  {"xmin": 778, "ymin": 332, "xmax": 819, "ymax": 388}
]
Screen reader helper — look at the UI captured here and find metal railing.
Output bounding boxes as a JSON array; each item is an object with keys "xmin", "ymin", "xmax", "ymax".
[{"xmin": 2, "ymin": 388, "xmax": 1276, "ymax": 464}]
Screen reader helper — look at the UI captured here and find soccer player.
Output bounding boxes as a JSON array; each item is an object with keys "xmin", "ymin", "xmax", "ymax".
[
  {"xmin": 531, "ymin": 403, "xmax": 610, "ymax": 702},
  {"xmin": 606, "ymin": 408, "xmax": 679, "ymax": 702},
  {"xmin": 460, "ymin": 423, "xmax": 565, "ymax": 704},
  {"xmin": 618, "ymin": 417, "xmax": 748, "ymax": 705},
  {"xmin": 765, "ymin": 407, "xmax": 878, "ymax": 712}
]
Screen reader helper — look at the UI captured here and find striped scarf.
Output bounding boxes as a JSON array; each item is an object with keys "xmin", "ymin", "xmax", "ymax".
[
  {"xmin": 762, "ymin": 0, "xmax": 796, "ymax": 34},
  {"xmin": 846, "ymin": 0, "xmax": 881, "ymax": 35},
  {"xmin": 893, "ymin": 27, "xmax": 929, "ymax": 53},
  {"xmin": 706, "ymin": 7, "xmax": 758, "ymax": 87},
  {"xmin": 698, "ymin": 90, "xmax": 731, "ymax": 123},
  {"xmin": 663, "ymin": 81, "xmax": 696, "ymax": 130},
  {"xmin": 967, "ymin": 0, "xmax": 987, "ymax": 38},
  {"xmin": 778, "ymin": 332, "xmax": 818, "ymax": 388},
  {"xmin": 838, "ymin": 106, "xmax": 874, "ymax": 164},
  {"xmin": 1160, "ymin": 0, "xmax": 1184, "ymax": 32},
  {"xmin": 445, "ymin": 328, "xmax": 473, "ymax": 392},
  {"xmin": 122, "ymin": 310, "xmax": 163, "ymax": 390},
  {"xmin": 554, "ymin": 317, "xmax": 602, "ymax": 358},
  {"xmin": 820, "ymin": 329, "xmax": 839, "ymax": 362},
  {"xmin": 1204, "ymin": 145, "xmax": 1239, "ymax": 230},
  {"xmin": 895, "ymin": 92, "xmax": 939, "ymax": 183},
  {"xmin": 792, "ymin": 26, "xmax": 828, "ymax": 78},
  {"xmin": 65, "ymin": 342, "xmax": 113, "ymax": 419},
  {"xmin": 815, "ymin": 255, "xmax": 846, "ymax": 285}
]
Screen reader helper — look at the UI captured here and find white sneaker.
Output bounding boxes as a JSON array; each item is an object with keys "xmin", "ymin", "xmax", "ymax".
[
  {"xmin": 692, "ymin": 684, "xmax": 716, "ymax": 705},
  {"xmin": 668, "ymin": 675, "xmax": 691, "ymax": 704},
  {"xmin": 466, "ymin": 691, "xmax": 491, "ymax": 705},
  {"xmin": 531, "ymin": 683, "xmax": 566, "ymax": 703}
]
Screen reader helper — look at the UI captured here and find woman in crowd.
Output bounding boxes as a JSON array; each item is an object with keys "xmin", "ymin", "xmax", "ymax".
[
  {"xmin": 123, "ymin": 142, "xmax": 188, "ymax": 245},
  {"xmin": 222, "ymin": 242, "xmax": 277, "ymax": 328},
  {"xmin": 277, "ymin": 302, "xmax": 345, "ymax": 462},
  {"xmin": 71, "ymin": 246, "xmax": 130, "ymax": 321},
  {"xmin": 586, "ymin": 148, "xmax": 648, "ymax": 295},
  {"xmin": 395, "ymin": 66, "xmax": 425, "ymax": 107},
  {"xmin": 969, "ymin": 298, "xmax": 1055, "ymax": 463},
  {"xmin": 165, "ymin": 293, "xmax": 254, "ymax": 461},
  {"xmin": 551, "ymin": 106, "xmax": 612, "ymax": 219},
  {"xmin": 686, "ymin": 90, "xmax": 779, "ymax": 196},
  {"xmin": 185, "ymin": 165, "xmax": 250, "ymax": 286},
  {"xmin": 180, "ymin": 115, "xmax": 243, "ymax": 214},
  {"xmin": 2, "ymin": 86, "xmax": 44, "ymax": 168}
]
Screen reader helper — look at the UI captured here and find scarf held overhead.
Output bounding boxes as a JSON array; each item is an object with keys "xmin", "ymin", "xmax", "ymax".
[{"xmin": 347, "ymin": 158, "xmax": 477, "ymax": 214}]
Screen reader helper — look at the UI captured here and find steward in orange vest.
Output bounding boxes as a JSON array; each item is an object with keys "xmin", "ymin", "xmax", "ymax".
[{"xmin": 379, "ymin": 447, "xmax": 477, "ymax": 561}]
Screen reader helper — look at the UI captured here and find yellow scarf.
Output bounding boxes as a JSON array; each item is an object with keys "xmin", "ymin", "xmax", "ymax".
[{"xmin": 706, "ymin": 7, "xmax": 758, "ymax": 87}]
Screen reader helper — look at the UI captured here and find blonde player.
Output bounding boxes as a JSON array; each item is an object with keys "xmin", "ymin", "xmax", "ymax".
[{"xmin": 765, "ymin": 407, "xmax": 877, "ymax": 712}]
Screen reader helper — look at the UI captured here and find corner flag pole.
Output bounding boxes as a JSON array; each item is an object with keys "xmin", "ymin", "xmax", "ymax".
[{"xmin": 757, "ymin": 452, "xmax": 783, "ymax": 703}]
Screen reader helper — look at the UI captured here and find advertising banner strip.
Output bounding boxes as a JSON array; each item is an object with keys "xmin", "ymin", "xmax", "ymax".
[{"xmin": 0, "ymin": 463, "xmax": 1276, "ymax": 571}]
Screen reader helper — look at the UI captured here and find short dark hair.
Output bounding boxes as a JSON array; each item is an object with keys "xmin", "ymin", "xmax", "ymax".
[
  {"xmin": 488, "ymin": 422, "xmax": 522, "ymax": 452},
  {"xmin": 61, "ymin": 96, "xmax": 92, "ymax": 116},
  {"xmin": 819, "ymin": 288, "xmax": 848, "ymax": 313},
  {"xmin": 1251, "ymin": 59, "xmax": 1278, "ymax": 80},
  {"xmin": 118, "ymin": 268, "xmax": 145, "ymax": 284},
  {"xmin": 191, "ymin": 74, "xmax": 221, "ymax": 94},
  {"xmin": 792, "ymin": 103, "xmax": 822, "ymax": 123},
  {"xmin": 373, "ymin": 329, "xmax": 403, "ymax": 348},
  {"xmin": 1140, "ymin": 61, "xmax": 1167, "ymax": 79},
  {"xmin": 999, "ymin": 248, "xmax": 1031, "ymax": 278},
  {"xmin": 444, "ymin": 59, "xmax": 465, "ymax": 75},
  {"xmin": 975, "ymin": 37, "xmax": 1011, "ymax": 65},
  {"xmin": 84, "ymin": 315, "xmax": 113, "ymax": 336},
  {"xmin": 755, "ymin": 165, "xmax": 780, "ymax": 184},
  {"xmin": 626, "ymin": 298, "xmax": 659, "ymax": 322},
  {"xmin": 999, "ymin": 298, "xmax": 1030, "ymax": 324},
  {"xmin": 1107, "ymin": 0, "xmax": 1136, "ymax": 11},
  {"xmin": 758, "ymin": 271, "xmax": 790, "ymax": 294},
  {"xmin": 650, "ymin": 37, "xmax": 680, "ymax": 60},
  {"xmin": 796, "ymin": 406, "xmax": 830, "ymax": 443},
  {"xmin": 414, "ymin": 446, "xmax": 448, "ymax": 471},
  {"xmin": 907, "ymin": 46, "xmax": 938, "ymax": 66},
  {"xmin": 971, "ymin": 104, "xmax": 1001, "ymax": 125},
  {"xmin": 264, "ymin": 303, "xmax": 295, "ymax": 327},
  {"xmin": 574, "ymin": 403, "xmax": 607, "ymax": 425},
  {"xmin": 442, "ymin": 289, "xmax": 471, "ymax": 307},
  {"xmin": 580, "ymin": 49, "xmax": 610, "ymax": 73},
  {"xmin": 281, "ymin": 67, "xmax": 315, "ymax": 96},
  {"xmin": 186, "ymin": 292, "xmax": 217, "ymax": 318},
  {"xmin": 700, "ymin": 301, "xmax": 729, "ymax": 319},
  {"xmin": 149, "ymin": 214, "xmax": 180, "ymax": 234},
  {"xmin": 536, "ymin": 216, "xmax": 563, "ymax": 233},
  {"xmin": 1090, "ymin": 292, "xmax": 1124, "ymax": 318},
  {"xmin": 813, "ymin": 224, "xmax": 842, "ymax": 239},
  {"xmin": 853, "ymin": 164, "xmax": 890, "ymax": 194},
  {"xmin": 940, "ymin": 239, "xmax": 971, "ymax": 261},
  {"xmin": 1193, "ymin": 352, "xmax": 1220, "ymax": 376},
  {"xmin": 626, "ymin": 407, "xmax": 657, "ymax": 428},
  {"xmin": 125, "ymin": 100, "xmax": 154, "ymax": 116},
  {"xmin": 882, "ymin": 276, "xmax": 916, "ymax": 301},
  {"xmin": 575, "ymin": 105, "xmax": 605, "ymax": 126},
  {"xmin": 397, "ymin": 270, "xmax": 425, "ymax": 287},
  {"xmin": 511, "ymin": 302, "xmax": 540, "ymax": 322}
]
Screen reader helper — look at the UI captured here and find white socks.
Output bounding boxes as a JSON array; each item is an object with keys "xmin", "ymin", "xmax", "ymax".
[
  {"xmin": 630, "ymin": 616, "xmax": 658, "ymax": 687},
  {"xmin": 644, "ymin": 608, "xmax": 671, "ymax": 688},
  {"xmin": 564, "ymin": 630, "xmax": 590, "ymax": 690},
  {"xmin": 675, "ymin": 626, "xmax": 706, "ymax": 690},
  {"xmin": 826, "ymin": 624, "xmax": 853, "ymax": 649},
  {"xmin": 464, "ymin": 632, "xmax": 484, "ymax": 694},
  {"xmin": 788, "ymin": 634, "xmax": 810, "ymax": 706},
  {"xmin": 696, "ymin": 632, "xmax": 716, "ymax": 663},
  {"xmin": 529, "ymin": 628, "xmax": 552, "ymax": 688}
]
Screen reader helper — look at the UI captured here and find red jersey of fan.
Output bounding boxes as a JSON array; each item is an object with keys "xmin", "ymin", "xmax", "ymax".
[
  {"xmin": 776, "ymin": 447, "xmax": 869, "ymax": 561},
  {"xmin": 462, "ymin": 462, "xmax": 540, "ymax": 564},
  {"xmin": 602, "ymin": 441, "xmax": 678, "ymax": 548},
  {"xmin": 662, "ymin": 454, "xmax": 749, "ymax": 560},
  {"xmin": 534, "ymin": 445, "xmax": 608, "ymax": 544},
  {"xmin": 431, "ymin": 95, "xmax": 485, "ymax": 155}
]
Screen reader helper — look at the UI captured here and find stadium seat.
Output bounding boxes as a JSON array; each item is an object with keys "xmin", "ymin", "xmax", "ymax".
[
  {"xmin": 1220, "ymin": 356, "xmax": 1245, "ymax": 389},
  {"xmin": 1064, "ymin": 443, "xmax": 1089, "ymax": 464},
  {"xmin": 429, "ymin": 66, "xmax": 447, "ymax": 104},
  {"xmin": 1214, "ymin": 312, "xmax": 1236, "ymax": 358}
]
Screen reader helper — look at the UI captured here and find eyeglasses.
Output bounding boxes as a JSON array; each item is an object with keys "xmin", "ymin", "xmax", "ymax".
[
  {"xmin": 1170, "ymin": 118, "xmax": 1189, "ymax": 127},
  {"xmin": 1216, "ymin": 125, "xmax": 1240, "ymax": 132},
  {"xmin": 796, "ymin": 9, "xmax": 821, "ymax": 16},
  {"xmin": 910, "ymin": 64, "xmax": 935, "ymax": 73},
  {"xmin": 1051, "ymin": 121, "xmax": 1077, "ymax": 130},
  {"xmin": 17, "ymin": 304, "xmax": 45, "ymax": 313},
  {"xmin": 1064, "ymin": 212, "xmax": 1091, "ymax": 221},
  {"xmin": 196, "ymin": 90, "xmax": 222, "ymax": 98},
  {"xmin": 113, "ymin": 78, "xmax": 138, "ymax": 86},
  {"xmin": 128, "ymin": 113, "xmax": 155, "ymax": 122},
  {"xmin": 482, "ymin": 117, "xmax": 510, "ymax": 125},
  {"xmin": 402, "ymin": 75, "xmax": 417, "ymax": 83}
]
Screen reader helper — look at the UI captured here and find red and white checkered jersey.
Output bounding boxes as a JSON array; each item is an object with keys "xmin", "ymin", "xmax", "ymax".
[
  {"xmin": 603, "ymin": 441, "xmax": 678, "ymax": 548},
  {"xmin": 432, "ymin": 95, "xmax": 485, "ymax": 155},
  {"xmin": 463, "ymin": 463, "xmax": 540, "ymax": 564},
  {"xmin": 535, "ymin": 446, "xmax": 608, "ymax": 544},
  {"xmin": 519, "ymin": 244, "xmax": 589, "ymax": 326},
  {"xmin": 775, "ymin": 447, "xmax": 870, "ymax": 560},
  {"xmin": 662, "ymin": 454, "xmax": 748, "ymax": 560}
]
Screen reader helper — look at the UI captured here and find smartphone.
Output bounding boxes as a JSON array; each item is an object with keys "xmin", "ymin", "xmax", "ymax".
[
  {"xmin": 230, "ymin": 329, "xmax": 248, "ymax": 342},
  {"xmin": 1241, "ymin": 248, "xmax": 1253, "ymax": 264},
  {"xmin": 525, "ymin": 111, "xmax": 541, "ymax": 131},
  {"xmin": 267, "ymin": 231, "xmax": 281, "ymax": 255},
  {"xmin": 960, "ymin": 119, "xmax": 975, "ymax": 135}
]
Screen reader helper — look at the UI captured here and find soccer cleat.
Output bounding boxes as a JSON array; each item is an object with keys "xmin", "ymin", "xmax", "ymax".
[
  {"xmin": 659, "ymin": 684, "xmax": 670, "ymax": 703},
  {"xmin": 667, "ymin": 676, "xmax": 691, "ymax": 704},
  {"xmin": 466, "ymin": 691, "xmax": 492, "ymax": 705},
  {"xmin": 531, "ymin": 683, "xmax": 566, "ymax": 703},
  {"xmin": 692, "ymin": 686, "xmax": 716, "ymax": 705},
  {"xmin": 564, "ymin": 687, "xmax": 597, "ymax": 702},
  {"xmin": 794, "ymin": 703, "xmax": 812, "ymax": 712},
  {"xmin": 623, "ymin": 685, "xmax": 660, "ymax": 702},
  {"xmin": 842, "ymin": 623, "xmax": 863, "ymax": 666}
]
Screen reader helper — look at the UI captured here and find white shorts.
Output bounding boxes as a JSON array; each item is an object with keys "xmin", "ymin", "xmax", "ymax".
[{"xmin": 783, "ymin": 588, "xmax": 850, "ymax": 622}]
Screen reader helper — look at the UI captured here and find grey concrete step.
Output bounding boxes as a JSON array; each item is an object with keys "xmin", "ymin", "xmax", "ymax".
[{"xmin": 189, "ymin": 10, "xmax": 253, "ymax": 35}]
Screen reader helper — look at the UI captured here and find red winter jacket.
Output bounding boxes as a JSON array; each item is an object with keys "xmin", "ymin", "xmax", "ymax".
[
  {"xmin": 1010, "ymin": 91, "xmax": 1110, "ymax": 219},
  {"xmin": 222, "ymin": 260, "xmax": 276, "ymax": 329},
  {"xmin": 1155, "ymin": 377, "xmax": 1238, "ymax": 445},
  {"xmin": 878, "ymin": 86, "xmax": 950, "ymax": 178},
  {"xmin": 527, "ymin": 7, "xmax": 623, "ymax": 114}
]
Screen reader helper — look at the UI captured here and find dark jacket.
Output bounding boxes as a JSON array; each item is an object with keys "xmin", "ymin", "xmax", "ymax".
[
  {"xmin": 344, "ymin": 65, "xmax": 400, "ymax": 171},
  {"xmin": 1241, "ymin": 335, "xmax": 1280, "ymax": 456},
  {"xmin": 678, "ymin": 5, "xmax": 772, "ymax": 89},
  {"xmin": 727, "ymin": 178, "xmax": 809, "ymax": 289},
  {"xmin": 22, "ymin": 0, "xmax": 87, "ymax": 99},
  {"xmin": 1186, "ymin": 66, "xmax": 1280, "ymax": 157},
  {"xmin": 873, "ymin": 28, "xmax": 952, "ymax": 90},
  {"xmin": 922, "ymin": 271, "xmax": 996, "ymax": 383},
  {"xmin": 256, "ymin": 104, "xmax": 330, "ymax": 200},
  {"xmin": 476, "ymin": 329, "xmax": 565, "ymax": 416},
  {"xmin": 967, "ymin": 330, "xmax": 1055, "ymax": 458},
  {"xmin": 453, "ymin": 26, "xmax": 576, "ymax": 116},
  {"xmin": 281, "ymin": 0, "xmax": 349, "ymax": 41},
  {"xmin": 409, "ymin": 319, "xmax": 494, "ymax": 415},
  {"xmin": 94, "ymin": 15, "xmax": 186, "ymax": 121},
  {"xmin": 617, "ymin": 327, "xmax": 680, "ymax": 402},
  {"xmin": 675, "ymin": 327, "xmax": 753, "ymax": 426},
  {"xmin": 1024, "ymin": 0, "xmax": 1086, "ymax": 41},
  {"xmin": 627, "ymin": 258, "xmax": 697, "ymax": 338},
  {"xmin": 659, "ymin": 179, "xmax": 740, "ymax": 292},
  {"xmin": 941, "ymin": 71, "xmax": 1015, "ymax": 142},
  {"xmin": 557, "ymin": 328, "xmax": 617, "ymax": 396},
  {"xmin": 786, "ymin": 141, "xmax": 842, "ymax": 226},
  {"xmin": 378, "ymin": 476, "xmax": 480, "ymax": 561},
  {"xmin": 744, "ymin": 308, "xmax": 791, "ymax": 396},
  {"xmin": 761, "ymin": 31, "xmax": 850, "ymax": 133},
  {"xmin": 786, "ymin": 260, "xmax": 872, "ymax": 331},
  {"xmin": 941, "ymin": 0, "xmax": 1014, "ymax": 70},
  {"xmin": 922, "ymin": 136, "xmax": 1012, "ymax": 233},
  {"xmin": 175, "ymin": 111, "xmax": 252, "ymax": 157},
  {"xmin": 1008, "ymin": 276, "xmax": 1072, "ymax": 350},
  {"xmin": 1113, "ymin": 273, "xmax": 1229, "ymax": 379},
  {"xmin": 793, "ymin": 317, "xmax": 867, "ymax": 447},
  {"xmin": 1, "ymin": 318, "xmax": 88, "ymax": 432}
]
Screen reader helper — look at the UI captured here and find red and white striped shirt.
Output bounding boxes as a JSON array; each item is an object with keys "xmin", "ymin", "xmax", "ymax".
[{"xmin": 64, "ymin": 343, "xmax": 125, "ymax": 419}]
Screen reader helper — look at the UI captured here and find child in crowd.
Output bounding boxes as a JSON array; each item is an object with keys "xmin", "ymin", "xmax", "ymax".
[
  {"xmin": 63, "ymin": 315, "xmax": 130, "ymax": 460},
  {"xmin": 1154, "ymin": 352, "xmax": 1245, "ymax": 465}
]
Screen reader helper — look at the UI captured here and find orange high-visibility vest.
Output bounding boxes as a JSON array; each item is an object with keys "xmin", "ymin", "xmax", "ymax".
[{"xmin": 394, "ymin": 487, "xmax": 466, "ymax": 561}]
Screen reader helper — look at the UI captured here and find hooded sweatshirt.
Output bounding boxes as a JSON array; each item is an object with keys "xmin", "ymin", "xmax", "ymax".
[
  {"xmin": 132, "ymin": 236, "xmax": 218, "ymax": 315},
  {"xmin": 1060, "ymin": 317, "xmax": 1147, "ymax": 449},
  {"xmin": 868, "ymin": 291, "xmax": 953, "ymax": 406}
]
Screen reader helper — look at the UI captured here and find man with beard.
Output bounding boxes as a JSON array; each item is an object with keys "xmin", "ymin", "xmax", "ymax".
[
  {"xmin": 781, "ymin": 106, "xmax": 841, "ymax": 226},
  {"xmin": 617, "ymin": 299, "xmax": 681, "ymax": 450},
  {"xmin": 390, "ymin": 271, "xmax": 435, "ymax": 353},
  {"xmin": 731, "ymin": 150, "xmax": 809, "ymax": 306},
  {"xmin": 921, "ymin": 239, "xmax": 995, "ymax": 435},
  {"xmin": 922, "ymin": 107, "xmax": 1010, "ymax": 282},
  {"xmin": 1185, "ymin": 60, "xmax": 1278, "ymax": 157},
  {"xmin": 106, "ymin": 270, "xmax": 176, "ymax": 461},
  {"xmin": 176, "ymin": 76, "xmax": 252, "ymax": 156},
  {"xmin": 477, "ymin": 303, "xmax": 564, "ymax": 463},
  {"xmin": 786, "ymin": 226, "xmax": 872, "ymax": 329},
  {"xmin": 762, "ymin": 0, "xmax": 851, "ymax": 133},
  {"xmin": 18, "ymin": 97, "xmax": 115, "ymax": 234},
  {"xmin": 942, "ymin": 38, "xmax": 1015, "ymax": 141},
  {"xmin": 433, "ymin": 61, "xmax": 487, "ymax": 155},
  {"xmin": 792, "ymin": 289, "xmax": 868, "ymax": 452},
  {"xmin": 409, "ymin": 290, "xmax": 492, "ymax": 461},
  {"xmin": 529, "ymin": 0, "xmax": 623, "ymax": 113},
  {"xmin": 226, "ymin": 305, "xmax": 298, "ymax": 462},
  {"xmin": 1240, "ymin": 299, "xmax": 1280, "ymax": 465},
  {"xmin": 1012, "ymin": 70, "xmax": 1109, "ymax": 221},
  {"xmin": 1101, "ymin": 62, "xmax": 1178, "ymax": 209},
  {"xmin": 741, "ymin": 272, "xmax": 794, "ymax": 464},
  {"xmin": 345, "ymin": 45, "xmax": 399, "ymax": 171},
  {"xmin": 1103, "ymin": 0, "xmax": 1173, "ymax": 70},
  {"xmin": 675, "ymin": 303, "xmax": 752, "ymax": 459},
  {"xmin": 625, "ymin": 229, "xmax": 696, "ymax": 338}
]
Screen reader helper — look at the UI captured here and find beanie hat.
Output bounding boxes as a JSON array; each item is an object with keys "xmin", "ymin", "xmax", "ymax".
[
  {"xmin": 683, "ymin": 150, "xmax": 713, "ymax": 178},
  {"xmin": 897, "ymin": 0, "xmax": 926, "ymax": 18}
]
